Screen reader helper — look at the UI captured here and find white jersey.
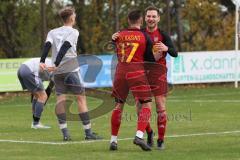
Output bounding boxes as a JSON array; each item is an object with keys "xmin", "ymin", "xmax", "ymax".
[
  {"xmin": 46, "ymin": 26, "xmax": 79, "ymax": 74},
  {"xmin": 23, "ymin": 58, "xmax": 52, "ymax": 77}
]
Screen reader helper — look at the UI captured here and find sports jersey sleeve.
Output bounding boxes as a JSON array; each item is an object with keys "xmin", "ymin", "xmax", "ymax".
[
  {"xmin": 40, "ymin": 42, "xmax": 52, "ymax": 63},
  {"xmin": 143, "ymin": 32, "xmax": 155, "ymax": 62},
  {"xmin": 161, "ymin": 31, "xmax": 178, "ymax": 57},
  {"xmin": 54, "ymin": 41, "xmax": 72, "ymax": 67},
  {"xmin": 40, "ymin": 31, "xmax": 53, "ymax": 63}
]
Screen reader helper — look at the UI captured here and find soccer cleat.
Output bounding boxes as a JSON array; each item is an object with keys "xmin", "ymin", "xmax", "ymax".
[
  {"xmin": 133, "ymin": 136, "xmax": 151, "ymax": 151},
  {"xmin": 85, "ymin": 132, "xmax": 103, "ymax": 140},
  {"xmin": 147, "ymin": 130, "xmax": 154, "ymax": 147},
  {"xmin": 31, "ymin": 122, "xmax": 51, "ymax": 129},
  {"xmin": 109, "ymin": 141, "xmax": 118, "ymax": 151},
  {"xmin": 157, "ymin": 139, "xmax": 165, "ymax": 150},
  {"xmin": 63, "ymin": 136, "xmax": 72, "ymax": 141}
]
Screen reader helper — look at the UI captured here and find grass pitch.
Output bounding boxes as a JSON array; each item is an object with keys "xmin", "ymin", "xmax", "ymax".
[{"xmin": 0, "ymin": 86, "xmax": 240, "ymax": 160}]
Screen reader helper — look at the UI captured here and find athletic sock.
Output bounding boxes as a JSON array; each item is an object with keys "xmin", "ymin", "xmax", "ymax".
[
  {"xmin": 79, "ymin": 112, "xmax": 92, "ymax": 136},
  {"xmin": 157, "ymin": 109, "xmax": 167, "ymax": 141},
  {"xmin": 110, "ymin": 135, "xmax": 118, "ymax": 143},
  {"xmin": 145, "ymin": 122, "xmax": 152, "ymax": 133},
  {"xmin": 57, "ymin": 113, "xmax": 70, "ymax": 137},
  {"xmin": 136, "ymin": 130, "xmax": 144, "ymax": 139},
  {"xmin": 111, "ymin": 108, "xmax": 122, "ymax": 136},
  {"xmin": 33, "ymin": 115, "xmax": 40, "ymax": 125},
  {"xmin": 33, "ymin": 101, "xmax": 44, "ymax": 125},
  {"xmin": 136, "ymin": 107, "xmax": 151, "ymax": 138},
  {"xmin": 32, "ymin": 99, "xmax": 37, "ymax": 113},
  {"xmin": 32, "ymin": 99, "xmax": 38, "ymax": 123}
]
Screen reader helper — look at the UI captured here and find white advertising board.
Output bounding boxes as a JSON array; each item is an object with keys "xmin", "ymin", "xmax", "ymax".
[{"xmin": 170, "ymin": 51, "xmax": 240, "ymax": 84}]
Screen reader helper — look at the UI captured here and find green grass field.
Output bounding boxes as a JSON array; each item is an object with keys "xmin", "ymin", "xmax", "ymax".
[{"xmin": 0, "ymin": 86, "xmax": 240, "ymax": 160}]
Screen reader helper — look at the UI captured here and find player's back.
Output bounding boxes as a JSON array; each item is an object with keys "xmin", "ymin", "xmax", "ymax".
[
  {"xmin": 23, "ymin": 58, "xmax": 52, "ymax": 76},
  {"xmin": 46, "ymin": 26, "xmax": 79, "ymax": 65},
  {"xmin": 116, "ymin": 28, "xmax": 147, "ymax": 63}
]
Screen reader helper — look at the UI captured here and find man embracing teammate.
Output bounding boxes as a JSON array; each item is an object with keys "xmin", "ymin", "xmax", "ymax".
[{"xmin": 111, "ymin": 6, "xmax": 178, "ymax": 150}]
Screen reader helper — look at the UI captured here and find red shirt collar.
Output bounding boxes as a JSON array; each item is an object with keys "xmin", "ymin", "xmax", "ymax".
[{"xmin": 146, "ymin": 27, "xmax": 159, "ymax": 33}]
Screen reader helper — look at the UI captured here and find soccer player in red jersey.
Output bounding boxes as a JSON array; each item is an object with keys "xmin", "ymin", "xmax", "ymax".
[
  {"xmin": 109, "ymin": 9, "xmax": 160, "ymax": 151},
  {"xmin": 142, "ymin": 6, "xmax": 178, "ymax": 149}
]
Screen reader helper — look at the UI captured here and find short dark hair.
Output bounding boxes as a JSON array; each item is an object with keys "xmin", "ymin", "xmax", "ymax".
[
  {"xmin": 128, "ymin": 9, "xmax": 142, "ymax": 24},
  {"xmin": 145, "ymin": 6, "xmax": 160, "ymax": 16},
  {"xmin": 59, "ymin": 7, "xmax": 75, "ymax": 23}
]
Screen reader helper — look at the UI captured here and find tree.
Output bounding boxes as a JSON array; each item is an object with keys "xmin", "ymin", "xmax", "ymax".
[
  {"xmin": 175, "ymin": 0, "xmax": 183, "ymax": 51},
  {"xmin": 0, "ymin": 0, "xmax": 236, "ymax": 57},
  {"xmin": 0, "ymin": 0, "xmax": 40, "ymax": 58},
  {"xmin": 40, "ymin": 0, "xmax": 46, "ymax": 49},
  {"xmin": 181, "ymin": 0, "xmax": 235, "ymax": 51},
  {"xmin": 165, "ymin": 0, "xmax": 171, "ymax": 35},
  {"xmin": 112, "ymin": 0, "xmax": 120, "ymax": 32},
  {"xmin": 0, "ymin": 0, "xmax": 60, "ymax": 58}
]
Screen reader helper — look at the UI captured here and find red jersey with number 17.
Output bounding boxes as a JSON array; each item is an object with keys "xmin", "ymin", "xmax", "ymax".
[
  {"xmin": 112, "ymin": 28, "xmax": 153, "ymax": 101},
  {"xmin": 115, "ymin": 28, "xmax": 153, "ymax": 63}
]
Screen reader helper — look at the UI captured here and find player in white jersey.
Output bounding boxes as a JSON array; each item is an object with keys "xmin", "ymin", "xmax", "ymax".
[
  {"xmin": 39, "ymin": 7, "xmax": 101, "ymax": 141},
  {"xmin": 17, "ymin": 58, "xmax": 53, "ymax": 129}
]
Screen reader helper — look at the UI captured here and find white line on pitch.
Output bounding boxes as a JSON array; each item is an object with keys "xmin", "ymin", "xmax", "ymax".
[
  {"xmin": 168, "ymin": 99, "xmax": 240, "ymax": 103},
  {"xmin": 0, "ymin": 130, "xmax": 240, "ymax": 145},
  {"xmin": 166, "ymin": 130, "xmax": 240, "ymax": 138},
  {"xmin": 170, "ymin": 92, "xmax": 240, "ymax": 99},
  {"xmin": 1, "ymin": 98, "xmax": 240, "ymax": 107}
]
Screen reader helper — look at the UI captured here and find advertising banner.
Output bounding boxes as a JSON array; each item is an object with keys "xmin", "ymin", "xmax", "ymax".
[
  {"xmin": 0, "ymin": 51, "xmax": 239, "ymax": 92},
  {"xmin": 170, "ymin": 51, "xmax": 240, "ymax": 84}
]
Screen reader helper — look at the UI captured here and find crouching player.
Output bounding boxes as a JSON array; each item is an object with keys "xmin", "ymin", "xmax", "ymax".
[{"xmin": 17, "ymin": 58, "xmax": 54, "ymax": 129}]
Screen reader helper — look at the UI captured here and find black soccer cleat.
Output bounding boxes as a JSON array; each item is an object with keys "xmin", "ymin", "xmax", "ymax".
[
  {"xmin": 133, "ymin": 136, "xmax": 151, "ymax": 151},
  {"xmin": 157, "ymin": 139, "xmax": 165, "ymax": 150},
  {"xmin": 147, "ymin": 130, "xmax": 154, "ymax": 147},
  {"xmin": 63, "ymin": 136, "xmax": 72, "ymax": 141},
  {"xmin": 109, "ymin": 141, "xmax": 118, "ymax": 151},
  {"xmin": 85, "ymin": 132, "xmax": 103, "ymax": 140}
]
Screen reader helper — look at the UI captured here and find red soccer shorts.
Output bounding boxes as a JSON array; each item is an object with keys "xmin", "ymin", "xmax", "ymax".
[
  {"xmin": 144, "ymin": 62, "xmax": 168, "ymax": 97},
  {"xmin": 112, "ymin": 63, "xmax": 152, "ymax": 102}
]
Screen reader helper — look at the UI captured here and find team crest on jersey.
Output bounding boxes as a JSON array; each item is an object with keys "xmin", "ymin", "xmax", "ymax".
[{"xmin": 153, "ymin": 36, "xmax": 159, "ymax": 43}]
